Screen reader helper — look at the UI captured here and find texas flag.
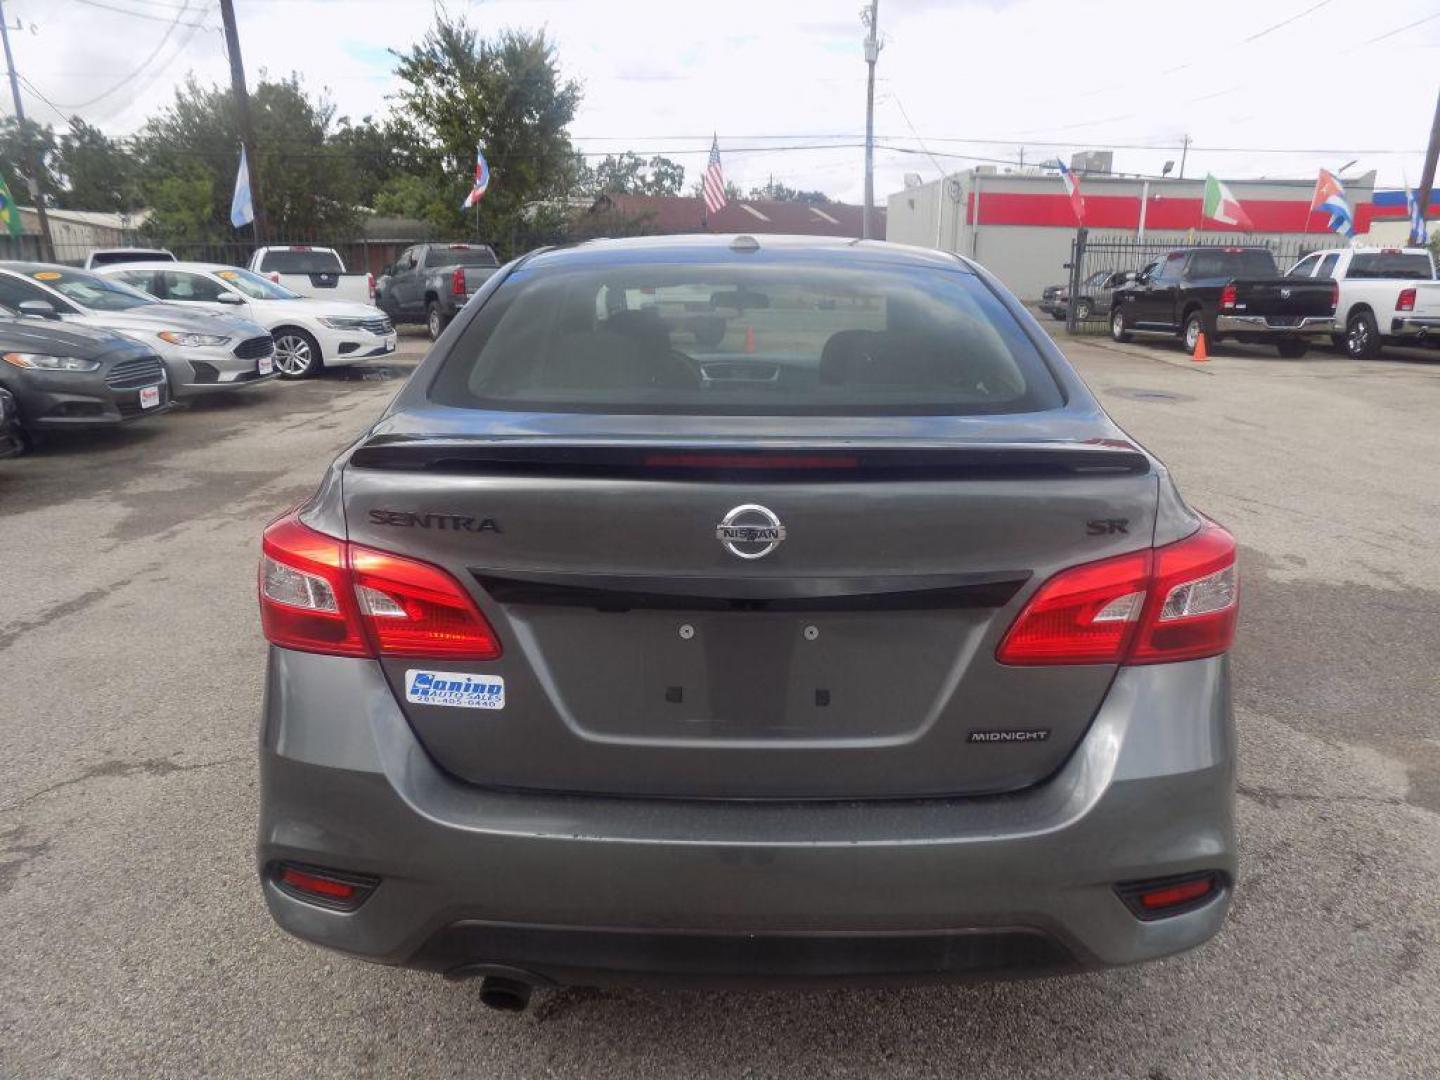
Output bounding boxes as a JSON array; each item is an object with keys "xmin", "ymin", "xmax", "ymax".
[
  {"xmin": 1309, "ymin": 169, "xmax": 1355, "ymax": 237},
  {"xmin": 461, "ymin": 146, "xmax": 491, "ymax": 210},
  {"xmin": 1055, "ymin": 160, "xmax": 1085, "ymax": 225}
]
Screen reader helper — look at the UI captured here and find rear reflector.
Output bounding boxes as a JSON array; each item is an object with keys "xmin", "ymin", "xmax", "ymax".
[
  {"xmin": 1116, "ymin": 872, "xmax": 1222, "ymax": 920},
  {"xmin": 272, "ymin": 862, "xmax": 379, "ymax": 911},
  {"xmin": 997, "ymin": 518, "xmax": 1237, "ymax": 666},
  {"xmin": 1397, "ymin": 288, "xmax": 1416, "ymax": 312},
  {"xmin": 259, "ymin": 512, "xmax": 501, "ymax": 659}
]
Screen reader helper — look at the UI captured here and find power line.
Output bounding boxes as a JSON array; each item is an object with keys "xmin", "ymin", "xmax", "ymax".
[
  {"xmin": 48, "ymin": 0, "xmax": 201, "ymax": 111},
  {"xmin": 59, "ymin": 0, "xmax": 207, "ymax": 27},
  {"xmin": 1360, "ymin": 10, "xmax": 1440, "ymax": 45},
  {"xmin": 1243, "ymin": 0, "xmax": 1332, "ymax": 43},
  {"xmin": 16, "ymin": 73, "xmax": 71, "ymax": 124}
]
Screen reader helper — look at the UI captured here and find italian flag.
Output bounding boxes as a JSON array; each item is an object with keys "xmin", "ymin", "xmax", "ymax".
[{"xmin": 1202, "ymin": 174, "xmax": 1255, "ymax": 231}]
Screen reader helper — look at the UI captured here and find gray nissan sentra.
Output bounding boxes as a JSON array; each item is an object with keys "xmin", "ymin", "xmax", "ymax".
[{"xmin": 257, "ymin": 235, "xmax": 1237, "ymax": 1010}]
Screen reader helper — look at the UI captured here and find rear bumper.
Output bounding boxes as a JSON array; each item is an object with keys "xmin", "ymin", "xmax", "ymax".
[
  {"xmin": 258, "ymin": 649, "xmax": 1236, "ymax": 987},
  {"xmin": 1388, "ymin": 315, "xmax": 1440, "ymax": 339},
  {"xmin": 1215, "ymin": 314, "xmax": 1333, "ymax": 336}
]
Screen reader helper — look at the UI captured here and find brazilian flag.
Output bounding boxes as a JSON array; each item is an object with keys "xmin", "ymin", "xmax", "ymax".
[{"xmin": 0, "ymin": 172, "xmax": 23, "ymax": 238}]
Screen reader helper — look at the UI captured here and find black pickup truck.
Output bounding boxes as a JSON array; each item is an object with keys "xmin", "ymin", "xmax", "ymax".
[
  {"xmin": 1109, "ymin": 246, "xmax": 1336, "ymax": 357},
  {"xmin": 374, "ymin": 242, "xmax": 502, "ymax": 340}
]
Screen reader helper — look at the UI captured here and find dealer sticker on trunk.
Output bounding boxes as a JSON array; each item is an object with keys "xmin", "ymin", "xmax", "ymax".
[{"xmin": 405, "ymin": 669, "xmax": 504, "ymax": 710}]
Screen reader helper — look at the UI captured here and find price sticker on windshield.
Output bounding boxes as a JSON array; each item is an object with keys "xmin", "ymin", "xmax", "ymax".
[{"xmin": 33, "ymin": 271, "xmax": 61, "ymax": 281}]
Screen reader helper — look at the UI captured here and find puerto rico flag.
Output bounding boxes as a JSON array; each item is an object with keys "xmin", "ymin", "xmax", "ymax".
[
  {"xmin": 1310, "ymin": 168, "xmax": 1355, "ymax": 237},
  {"xmin": 461, "ymin": 147, "xmax": 491, "ymax": 210},
  {"xmin": 1055, "ymin": 160, "xmax": 1085, "ymax": 224}
]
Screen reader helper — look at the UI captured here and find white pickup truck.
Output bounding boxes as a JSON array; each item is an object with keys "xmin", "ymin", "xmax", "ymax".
[
  {"xmin": 1285, "ymin": 247, "xmax": 1438, "ymax": 358},
  {"xmin": 247, "ymin": 246, "xmax": 375, "ymax": 306}
]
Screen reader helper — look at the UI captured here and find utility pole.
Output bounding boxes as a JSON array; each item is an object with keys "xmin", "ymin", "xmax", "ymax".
[
  {"xmin": 218, "ymin": 0, "xmax": 266, "ymax": 241},
  {"xmin": 861, "ymin": 0, "xmax": 879, "ymax": 240},
  {"xmin": 1179, "ymin": 134, "xmax": 1191, "ymax": 180},
  {"xmin": 1416, "ymin": 88, "xmax": 1440, "ymax": 238},
  {"xmin": 0, "ymin": 0, "xmax": 54, "ymax": 261}
]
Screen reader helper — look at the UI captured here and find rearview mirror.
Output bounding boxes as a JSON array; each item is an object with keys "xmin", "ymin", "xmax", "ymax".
[
  {"xmin": 216, "ymin": 292, "xmax": 243, "ymax": 305},
  {"xmin": 18, "ymin": 299, "xmax": 57, "ymax": 319}
]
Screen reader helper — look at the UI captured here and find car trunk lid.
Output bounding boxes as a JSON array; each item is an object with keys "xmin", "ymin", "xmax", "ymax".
[{"xmin": 341, "ymin": 436, "xmax": 1158, "ymax": 800}]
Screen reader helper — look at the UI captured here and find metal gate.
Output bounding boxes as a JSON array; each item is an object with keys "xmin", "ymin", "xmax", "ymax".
[{"xmin": 1063, "ymin": 232, "xmax": 1331, "ymax": 333}]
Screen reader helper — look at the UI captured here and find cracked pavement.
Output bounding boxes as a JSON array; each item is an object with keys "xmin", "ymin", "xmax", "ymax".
[{"xmin": 0, "ymin": 332, "xmax": 1437, "ymax": 1079}]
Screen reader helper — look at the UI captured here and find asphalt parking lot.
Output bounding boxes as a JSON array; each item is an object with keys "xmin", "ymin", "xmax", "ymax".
[{"xmin": 1, "ymin": 330, "xmax": 1437, "ymax": 1079}]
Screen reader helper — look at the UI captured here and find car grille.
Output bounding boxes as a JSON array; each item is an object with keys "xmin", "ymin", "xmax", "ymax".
[
  {"xmin": 359, "ymin": 317, "xmax": 392, "ymax": 335},
  {"xmin": 105, "ymin": 354, "xmax": 165, "ymax": 390},
  {"xmin": 234, "ymin": 335, "xmax": 275, "ymax": 360}
]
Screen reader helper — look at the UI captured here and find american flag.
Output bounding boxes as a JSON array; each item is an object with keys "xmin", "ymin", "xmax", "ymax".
[{"xmin": 702, "ymin": 135, "xmax": 727, "ymax": 216}]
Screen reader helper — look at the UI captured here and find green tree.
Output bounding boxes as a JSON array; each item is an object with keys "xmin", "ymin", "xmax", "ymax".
[
  {"xmin": 589, "ymin": 152, "xmax": 686, "ymax": 196},
  {"xmin": 389, "ymin": 16, "xmax": 582, "ymax": 245},
  {"xmin": 329, "ymin": 115, "xmax": 400, "ymax": 209},
  {"xmin": 0, "ymin": 117, "xmax": 59, "ymax": 207},
  {"xmin": 134, "ymin": 74, "xmax": 361, "ymax": 239},
  {"xmin": 54, "ymin": 119, "xmax": 139, "ymax": 213},
  {"xmin": 748, "ymin": 176, "xmax": 830, "ymax": 204}
]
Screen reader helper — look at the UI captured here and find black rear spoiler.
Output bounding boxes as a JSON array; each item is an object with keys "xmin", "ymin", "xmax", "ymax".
[{"xmin": 349, "ymin": 435, "xmax": 1150, "ymax": 480}]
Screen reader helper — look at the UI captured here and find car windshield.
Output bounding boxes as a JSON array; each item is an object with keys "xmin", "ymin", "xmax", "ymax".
[
  {"xmin": 33, "ymin": 268, "xmax": 155, "ymax": 311},
  {"xmin": 258, "ymin": 249, "xmax": 344, "ymax": 274},
  {"xmin": 215, "ymin": 267, "xmax": 299, "ymax": 300},
  {"xmin": 1347, "ymin": 252, "xmax": 1433, "ymax": 280},
  {"xmin": 429, "ymin": 259, "xmax": 1064, "ymax": 416},
  {"xmin": 427, "ymin": 246, "xmax": 499, "ymax": 268}
]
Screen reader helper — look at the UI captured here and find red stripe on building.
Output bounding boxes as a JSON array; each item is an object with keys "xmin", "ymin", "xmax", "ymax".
[{"xmin": 968, "ymin": 192, "xmax": 1375, "ymax": 232}]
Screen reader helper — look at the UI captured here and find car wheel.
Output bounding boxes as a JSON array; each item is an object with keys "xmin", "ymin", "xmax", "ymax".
[
  {"xmin": 273, "ymin": 328, "xmax": 322, "ymax": 379},
  {"xmin": 1074, "ymin": 299, "xmax": 1093, "ymax": 321},
  {"xmin": 1344, "ymin": 310, "xmax": 1380, "ymax": 359},
  {"xmin": 1276, "ymin": 339, "xmax": 1309, "ymax": 359},
  {"xmin": 1183, "ymin": 312, "xmax": 1209, "ymax": 354},
  {"xmin": 1110, "ymin": 308, "xmax": 1132, "ymax": 343},
  {"xmin": 427, "ymin": 302, "xmax": 449, "ymax": 341}
]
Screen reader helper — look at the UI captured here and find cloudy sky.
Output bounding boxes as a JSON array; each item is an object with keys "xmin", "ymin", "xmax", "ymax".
[{"xmin": 8, "ymin": 0, "xmax": 1440, "ymax": 203}]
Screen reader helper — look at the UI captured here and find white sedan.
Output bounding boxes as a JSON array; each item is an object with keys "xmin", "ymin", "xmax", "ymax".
[{"xmin": 100, "ymin": 262, "xmax": 398, "ymax": 379}]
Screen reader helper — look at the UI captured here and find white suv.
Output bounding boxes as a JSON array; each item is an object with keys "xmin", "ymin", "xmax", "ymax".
[{"xmin": 101, "ymin": 262, "xmax": 397, "ymax": 378}]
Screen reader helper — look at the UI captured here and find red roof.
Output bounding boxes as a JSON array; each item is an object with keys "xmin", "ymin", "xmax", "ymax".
[{"xmin": 587, "ymin": 194, "xmax": 885, "ymax": 239}]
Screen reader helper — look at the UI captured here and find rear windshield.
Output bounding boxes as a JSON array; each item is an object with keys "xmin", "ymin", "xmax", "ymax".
[
  {"xmin": 425, "ymin": 246, "xmax": 499, "ymax": 268},
  {"xmin": 1346, "ymin": 252, "xmax": 1434, "ymax": 280},
  {"xmin": 1184, "ymin": 249, "xmax": 1278, "ymax": 279},
  {"xmin": 428, "ymin": 260, "xmax": 1064, "ymax": 416},
  {"xmin": 88, "ymin": 250, "xmax": 174, "ymax": 267},
  {"xmin": 258, "ymin": 249, "xmax": 344, "ymax": 274}
]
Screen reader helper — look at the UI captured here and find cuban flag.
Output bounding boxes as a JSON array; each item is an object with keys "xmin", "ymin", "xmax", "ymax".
[
  {"xmin": 1309, "ymin": 168, "xmax": 1355, "ymax": 238},
  {"xmin": 1055, "ymin": 160, "xmax": 1085, "ymax": 225},
  {"xmin": 461, "ymin": 146, "xmax": 491, "ymax": 210}
]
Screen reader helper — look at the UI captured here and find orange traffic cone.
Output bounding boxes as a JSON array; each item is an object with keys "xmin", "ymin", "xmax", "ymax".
[
  {"xmin": 1192, "ymin": 330, "xmax": 1209, "ymax": 362},
  {"xmin": 744, "ymin": 325, "xmax": 756, "ymax": 354}
]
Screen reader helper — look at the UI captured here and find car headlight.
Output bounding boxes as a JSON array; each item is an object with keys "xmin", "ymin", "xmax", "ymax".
[
  {"xmin": 317, "ymin": 317, "xmax": 367, "ymax": 330},
  {"xmin": 2, "ymin": 352, "xmax": 101, "ymax": 372},
  {"xmin": 157, "ymin": 331, "xmax": 231, "ymax": 347}
]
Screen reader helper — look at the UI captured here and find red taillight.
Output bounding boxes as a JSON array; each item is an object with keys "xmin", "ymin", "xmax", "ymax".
[
  {"xmin": 259, "ymin": 513, "xmax": 501, "ymax": 659},
  {"xmin": 279, "ymin": 866, "xmax": 357, "ymax": 900},
  {"xmin": 350, "ymin": 543, "xmax": 501, "ymax": 658},
  {"xmin": 1398, "ymin": 287, "xmax": 1416, "ymax": 312},
  {"xmin": 451, "ymin": 266, "xmax": 466, "ymax": 296},
  {"xmin": 367, "ymin": 271, "xmax": 376, "ymax": 303},
  {"xmin": 1219, "ymin": 284, "xmax": 1237, "ymax": 310},
  {"xmin": 642, "ymin": 452, "xmax": 859, "ymax": 470},
  {"xmin": 997, "ymin": 519, "xmax": 1237, "ymax": 666}
]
